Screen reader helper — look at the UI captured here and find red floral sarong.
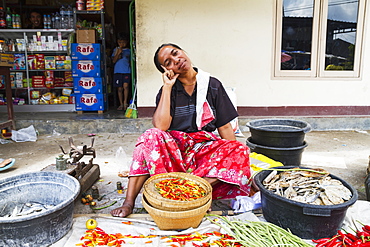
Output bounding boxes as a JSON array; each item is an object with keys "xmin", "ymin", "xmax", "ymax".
[{"xmin": 129, "ymin": 128, "xmax": 251, "ymax": 199}]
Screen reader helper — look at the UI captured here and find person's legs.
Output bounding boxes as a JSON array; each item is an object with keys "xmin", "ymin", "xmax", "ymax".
[
  {"xmin": 110, "ymin": 174, "xmax": 149, "ymax": 217},
  {"xmin": 113, "ymin": 73, "xmax": 125, "ymax": 110},
  {"xmin": 123, "ymin": 82, "xmax": 129, "ymax": 110},
  {"xmin": 117, "ymin": 86, "xmax": 124, "ymax": 110}
]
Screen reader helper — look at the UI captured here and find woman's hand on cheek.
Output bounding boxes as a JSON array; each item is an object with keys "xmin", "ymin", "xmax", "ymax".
[{"xmin": 161, "ymin": 65, "xmax": 179, "ymax": 87}]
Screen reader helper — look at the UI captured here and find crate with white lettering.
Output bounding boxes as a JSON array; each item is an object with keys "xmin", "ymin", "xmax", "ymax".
[
  {"xmin": 75, "ymin": 93, "xmax": 107, "ymax": 111},
  {"xmin": 73, "ymin": 77, "xmax": 104, "ymax": 94},
  {"xmin": 72, "ymin": 60, "xmax": 102, "ymax": 77},
  {"xmin": 71, "ymin": 43, "xmax": 101, "ymax": 60}
]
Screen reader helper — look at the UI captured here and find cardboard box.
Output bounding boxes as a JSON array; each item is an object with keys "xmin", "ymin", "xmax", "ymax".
[
  {"xmin": 73, "ymin": 77, "xmax": 104, "ymax": 94},
  {"xmin": 0, "ymin": 53, "xmax": 14, "ymax": 67},
  {"xmin": 71, "ymin": 43, "xmax": 101, "ymax": 60},
  {"xmin": 72, "ymin": 60, "xmax": 102, "ymax": 77},
  {"xmin": 76, "ymin": 29, "xmax": 97, "ymax": 43},
  {"xmin": 75, "ymin": 93, "xmax": 106, "ymax": 111}
]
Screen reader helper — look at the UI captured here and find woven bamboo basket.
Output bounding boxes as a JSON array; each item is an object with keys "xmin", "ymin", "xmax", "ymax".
[
  {"xmin": 143, "ymin": 172, "xmax": 212, "ymax": 211},
  {"xmin": 142, "ymin": 194, "xmax": 212, "ymax": 230}
]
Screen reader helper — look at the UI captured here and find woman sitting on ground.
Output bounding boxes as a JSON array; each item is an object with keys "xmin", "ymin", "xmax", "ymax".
[{"xmin": 111, "ymin": 43, "xmax": 252, "ymax": 218}]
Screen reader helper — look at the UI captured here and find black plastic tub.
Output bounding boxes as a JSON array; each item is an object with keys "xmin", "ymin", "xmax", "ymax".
[
  {"xmin": 0, "ymin": 172, "xmax": 80, "ymax": 247},
  {"xmin": 254, "ymin": 166, "xmax": 358, "ymax": 239},
  {"xmin": 246, "ymin": 137, "xmax": 307, "ymax": 165},
  {"xmin": 246, "ymin": 119, "xmax": 312, "ymax": 148}
]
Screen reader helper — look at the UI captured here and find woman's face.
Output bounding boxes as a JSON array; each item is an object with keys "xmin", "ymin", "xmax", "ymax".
[{"xmin": 157, "ymin": 45, "xmax": 192, "ymax": 74}]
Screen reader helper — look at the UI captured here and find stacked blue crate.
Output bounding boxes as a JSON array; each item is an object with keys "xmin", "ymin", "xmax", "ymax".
[{"xmin": 71, "ymin": 43, "xmax": 107, "ymax": 111}]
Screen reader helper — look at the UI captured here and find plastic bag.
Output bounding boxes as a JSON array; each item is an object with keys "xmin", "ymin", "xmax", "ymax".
[
  {"xmin": 231, "ymin": 192, "xmax": 261, "ymax": 213},
  {"xmin": 116, "ymin": 146, "xmax": 130, "ymax": 176},
  {"xmin": 11, "ymin": 125, "xmax": 38, "ymax": 142}
]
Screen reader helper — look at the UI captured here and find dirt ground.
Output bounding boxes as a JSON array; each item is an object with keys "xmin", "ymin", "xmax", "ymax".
[{"xmin": 1, "ymin": 130, "xmax": 370, "ymax": 215}]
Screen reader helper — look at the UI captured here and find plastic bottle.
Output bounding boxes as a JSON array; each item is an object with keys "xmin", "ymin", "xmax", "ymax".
[
  {"xmin": 0, "ymin": 7, "xmax": 6, "ymax": 29},
  {"xmin": 54, "ymin": 12, "xmax": 61, "ymax": 29},
  {"xmin": 66, "ymin": 5, "xmax": 72, "ymax": 29},
  {"xmin": 43, "ymin": 15, "xmax": 47, "ymax": 29},
  {"xmin": 16, "ymin": 14, "xmax": 21, "ymax": 28},
  {"xmin": 6, "ymin": 7, "xmax": 12, "ymax": 29},
  {"xmin": 60, "ymin": 5, "xmax": 66, "ymax": 29},
  {"xmin": 51, "ymin": 13, "xmax": 55, "ymax": 29},
  {"xmin": 47, "ymin": 15, "xmax": 52, "ymax": 29},
  {"xmin": 12, "ymin": 14, "xmax": 16, "ymax": 29}
]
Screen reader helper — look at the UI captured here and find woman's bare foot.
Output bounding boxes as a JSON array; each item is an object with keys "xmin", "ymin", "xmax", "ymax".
[
  {"xmin": 110, "ymin": 204, "xmax": 133, "ymax": 218},
  {"xmin": 0, "ymin": 158, "xmax": 12, "ymax": 168}
]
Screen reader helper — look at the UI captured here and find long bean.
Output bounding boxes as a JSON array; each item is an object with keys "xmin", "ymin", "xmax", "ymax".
[{"xmin": 206, "ymin": 215, "xmax": 313, "ymax": 247}]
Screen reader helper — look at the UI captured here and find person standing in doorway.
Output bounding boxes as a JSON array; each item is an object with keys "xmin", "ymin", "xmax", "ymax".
[
  {"xmin": 112, "ymin": 33, "xmax": 131, "ymax": 111},
  {"xmin": 26, "ymin": 9, "xmax": 44, "ymax": 29}
]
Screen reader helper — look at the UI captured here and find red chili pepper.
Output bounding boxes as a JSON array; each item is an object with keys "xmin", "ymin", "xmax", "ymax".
[
  {"xmin": 313, "ymin": 238, "xmax": 331, "ymax": 243},
  {"xmin": 326, "ymin": 236, "xmax": 341, "ymax": 247},
  {"xmin": 332, "ymin": 242, "xmax": 342, "ymax": 247},
  {"xmin": 316, "ymin": 238, "xmax": 334, "ymax": 247},
  {"xmin": 346, "ymin": 232, "xmax": 359, "ymax": 242},
  {"xmin": 364, "ymin": 225, "xmax": 370, "ymax": 232},
  {"xmin": 359, "ymin": 242, "xmax": 370, "ymax": 247}
]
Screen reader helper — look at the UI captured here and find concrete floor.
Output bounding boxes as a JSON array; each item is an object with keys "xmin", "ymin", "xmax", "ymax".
[{"xmin": 1, "ymin": 128, "xmax": 370, "ymax": 216}]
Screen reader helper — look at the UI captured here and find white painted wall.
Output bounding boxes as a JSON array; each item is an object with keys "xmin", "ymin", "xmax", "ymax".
[{"xmin": 135, "ymin": 0, "xmax": 370, "ymax": 108}]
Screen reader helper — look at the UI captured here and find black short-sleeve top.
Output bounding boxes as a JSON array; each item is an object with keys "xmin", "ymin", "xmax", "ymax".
[{"xmin": 155, "ymin": 71, "xmax": 238, "ymax": 133}]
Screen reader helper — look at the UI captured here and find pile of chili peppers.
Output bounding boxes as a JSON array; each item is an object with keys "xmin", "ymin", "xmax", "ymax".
[
  {"xmin": 155, "ymin": 178, "xmax": 207, "ymax": 201},
  {"xmin": 312, "ymin": 224, "xmax": 370, "ymax": 247},
  {"xmin": 76, "ymin": 226, "xmax": 240, "ymax": 246},
  {"xmin": 165, "ymin": 232, "xmax": 242, "ymax": 247}
]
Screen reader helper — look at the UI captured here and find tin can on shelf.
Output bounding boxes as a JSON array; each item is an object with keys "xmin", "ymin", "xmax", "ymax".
[{"xmin": 76, "ymin": 0, "xmax": 85, "ymax": 10}]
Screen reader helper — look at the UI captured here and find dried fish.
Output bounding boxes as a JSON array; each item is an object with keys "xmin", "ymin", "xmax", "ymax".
[
  {"xmin": 1, "ymin": 202, "xmax": 55, "ymax": 218},
  {"xmin": 262, "ymin": 167, "xmax": 352, "ymax": 205}
]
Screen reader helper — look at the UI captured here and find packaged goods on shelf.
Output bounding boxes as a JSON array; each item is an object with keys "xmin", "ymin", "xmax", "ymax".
[
  {"xmin": 15, "ymin": 39, "xmax": 26, "ymax": 51},
  {"xmin": 45, "ymin": 71, "xmax": 54, "ymax": 79},
  {"xmin": 13, "ymin": 54, "xmax": 25, "ymax": 70},
  {"xmin": 64, "ymin": 57, "xmax": 72, "ymax": 70},
  {"xmin": 54, "ymin": 77, "xmax": 65, "ymax": 87},
  {"xmin": 62, "ymin": 88, "xmax": 72, "ymax": 96},
  {"xmin": 27, "ymin": 55, "xmax": 37, "ymax": 70},
  {"xmin": 15, "ymin": 72, "xmax": 23, "ymax": 88},
  {"xmin": 45, "ymin": 56, "xmax": 56, "ymax": 69},
  {"xmin": 10, "ymin": 72, "xmax": 15, "ymax": 88},
  {"xmin": 86, "ymin": 0, "xmax": 104, "ymax": 10},
  {"xmin": 30, "ymin": 90, "xmax": 40, "ymax": 99},
  {"xmin": 46, "ymin": 79, "xmax": 55, "ymax": 89},
  {"xmin": 0, "ymin": 53, "xmax": 14, "ymax": 67},
  {"xmin": 56, "ymin": 60, "xmax": 64, "ymax": 69},
  {"xmin": 36, "ymin": 54, "xmax": 45, "ymax": 70},
  {"xmin": 32, "ymin": 75, "xmax": 45, "ymax": 88},
  {"xmin": 65, "ymin": 71, "xmax": 73, "ymax": 82}
]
